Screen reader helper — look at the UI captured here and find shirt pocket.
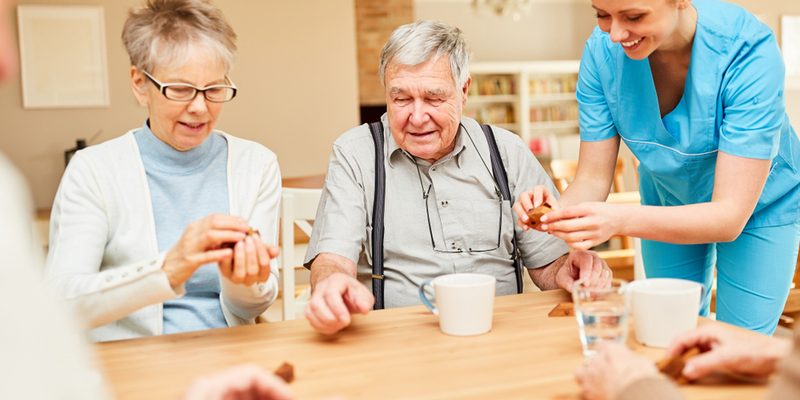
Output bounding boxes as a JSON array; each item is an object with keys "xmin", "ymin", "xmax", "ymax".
[{"xmin": 445, "ymin": 198, "xmax": 504, "ymax": 252}]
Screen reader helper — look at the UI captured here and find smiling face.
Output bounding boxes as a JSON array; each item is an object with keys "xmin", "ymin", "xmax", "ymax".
[
  {"xmin": 384, "ymin": 56, "xmax": 470, "ymax": 163},
  {"xmin": 131, "ymin": 44, "xmax": 228, "ymax": 151},
  {"xmin": 592, "ymin": 0, "xmax": 693, "ymax": 59}
]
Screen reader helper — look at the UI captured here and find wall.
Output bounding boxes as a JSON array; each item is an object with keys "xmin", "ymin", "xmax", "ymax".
[
  {"xmin": 414, "ymin": 0, "xmax": 596, "ymax": 62},
  {"xmin": 730, "ymin": 0, "xmax": 800, "ymax": 127},
  {"xmin": 355, "ymin": 0, "xmax": 413, "ymax": 106},
  {"xmin": 0, "ymin": 0, "xmax": 359, "ymax": 209}
]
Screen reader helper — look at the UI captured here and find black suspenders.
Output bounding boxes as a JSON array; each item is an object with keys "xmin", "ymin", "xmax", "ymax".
[
  {"xmin": 479, "ymin": 124, "xmax": 524, "ymax": 295},
  {"xmin": 368, "ymin": 122, "xmax": 387, "ymax": 310},
  {"xmin": 367, "ymin": 122, "xmax": 523, "ymax": 310}
]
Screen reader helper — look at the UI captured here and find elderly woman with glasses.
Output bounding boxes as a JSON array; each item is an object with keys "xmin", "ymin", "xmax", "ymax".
[{"xmin": 45, "ymin": 0, "xmax": 281, "ymax": 342}]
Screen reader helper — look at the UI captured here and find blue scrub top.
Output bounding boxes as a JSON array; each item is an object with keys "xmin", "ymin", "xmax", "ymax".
[{"xmin": 577, "ymin": 0, "xmax": 800, "ymax": 229}]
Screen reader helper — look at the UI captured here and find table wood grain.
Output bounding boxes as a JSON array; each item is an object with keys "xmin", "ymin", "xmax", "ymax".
[{"xmin": 96, "ymin": 290, "xmax": 767, "ymax": 399}]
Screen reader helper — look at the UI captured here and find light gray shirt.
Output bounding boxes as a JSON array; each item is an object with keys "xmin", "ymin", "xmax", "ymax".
[{"xmin": 305, "ymin": 115, "xmax": 569, "ymax": 308}]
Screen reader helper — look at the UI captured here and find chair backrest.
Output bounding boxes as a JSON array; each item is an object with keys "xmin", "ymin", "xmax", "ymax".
[
  {"xmin": 282, "ymin": 175, "xmax": 326, "ymax": 189},
  {"xmin": 549, "ymin": 157, "xmax": 635, "ymax": 278},
  {"xmin": 280, "ymin": 187, "xmax": 322, "ymax": 320},
  {"xmin": 549, "ymin": 158, "xmax": 626, "ymax": 193}
]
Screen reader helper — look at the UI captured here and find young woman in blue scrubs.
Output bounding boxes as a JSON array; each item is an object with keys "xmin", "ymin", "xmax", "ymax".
[{"xmin": 514, "ymin": 0, "xmax": 800, "ymax": 334}]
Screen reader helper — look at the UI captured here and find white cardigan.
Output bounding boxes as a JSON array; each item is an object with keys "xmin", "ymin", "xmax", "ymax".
[{"xmin": 45, "ymin": 130, "xmax": 281, "ymax": 342}]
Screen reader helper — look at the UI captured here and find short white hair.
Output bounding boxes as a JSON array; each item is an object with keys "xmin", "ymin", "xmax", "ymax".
[
  {"xmin": 122, "ymin": 0, "xmax": 236, "ymax": 73},
  {"xmin": 379, "ymin": 20, "xmax": 470, "ymax": 88}
]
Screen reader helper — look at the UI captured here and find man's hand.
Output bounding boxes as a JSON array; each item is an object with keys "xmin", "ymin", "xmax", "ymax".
[
  {"xmin": 555, "ymin": 250, "xmax": 610, "ymax": 292},
  {"xmin": 305, "ymin": 272, "xmax": 374, "ymax": 335},
  {"xmin": 512, "ymin": 185, "xmax": 560, "ymax": 231}
]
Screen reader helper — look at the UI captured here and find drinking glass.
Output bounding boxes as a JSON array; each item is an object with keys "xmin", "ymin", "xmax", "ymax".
[{"xmin": 572, "ymin": 278, "xmax": 629, "ymax": 357}]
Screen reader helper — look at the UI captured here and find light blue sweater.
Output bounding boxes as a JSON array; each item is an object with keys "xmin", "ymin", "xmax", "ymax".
[{"xmin": 134, "ymin": 122, "xmax": 229, "ymax": 334}]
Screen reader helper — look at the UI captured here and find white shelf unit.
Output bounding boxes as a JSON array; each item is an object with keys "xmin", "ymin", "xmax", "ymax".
[{"xmin": 466, "ymin": 60, "xmax": 581, "ymax": 159}]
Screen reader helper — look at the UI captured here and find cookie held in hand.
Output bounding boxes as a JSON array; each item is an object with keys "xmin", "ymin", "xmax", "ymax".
[
  {"xmin": 221, "ymin": 227, "xmax": 260, "ymax": 249},
  {"xmin": 656, "ymin": 347, "xmax": 701, "ymax": 385},
  {"xmin": 527, "ymin": 205, "xmax": 553, "ymax": 229}
]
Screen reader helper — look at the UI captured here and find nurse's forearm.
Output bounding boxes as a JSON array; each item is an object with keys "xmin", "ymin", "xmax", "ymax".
[
  {"xmin": 621, "ymin": 202, "xmax": 751, "ymax": 244},
  {"xmin": 559, "ymin": 138, "xmax": 621, "ymax": 208},
  {"xmin": 560, "ymin": 177, "xmax": 613, "ymax": 208},
  {"xmin": 620, "ymin": 152, "xmax": 769, "ymax": 244}
]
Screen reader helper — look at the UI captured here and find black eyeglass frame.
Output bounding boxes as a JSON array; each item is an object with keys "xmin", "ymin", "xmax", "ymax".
[
  {"xmin": 142, "ymin": 70, "xmax": 238, "ymax": 103},
  {"xmin": 412, "ymin": 123, "xmax": 505, "ymax": 254}
]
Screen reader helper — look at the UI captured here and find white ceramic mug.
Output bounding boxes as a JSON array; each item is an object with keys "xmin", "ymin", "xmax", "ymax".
[
  {"xmin": 628, "ymin": 278, "xmax": 702, "ymax": 348},
  {"xmin": 418, "ymin": 273, "xmax": 496, "ymax": 336}
]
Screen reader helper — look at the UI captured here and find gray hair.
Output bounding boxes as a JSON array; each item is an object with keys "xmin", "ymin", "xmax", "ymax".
[
  {"xmin": 379, "ymin": 20, "xmax": 470, "ymax": 88},
  {"xmin": 122, "ymin": 0, "xmax": 236, "ymax": 73}
]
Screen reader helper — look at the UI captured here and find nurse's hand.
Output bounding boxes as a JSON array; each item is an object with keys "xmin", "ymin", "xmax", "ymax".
[
  {"xmin": 541, "ymin": 202, "xmax": 625, "ymax": 251},
  {"xmin": 513, "ymin": 185, "xmax": 560, "ymax": 231}
]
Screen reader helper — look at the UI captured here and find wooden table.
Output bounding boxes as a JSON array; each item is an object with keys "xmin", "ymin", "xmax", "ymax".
[{"xmin": 96, "ymin": 290, "xmax": 767, "ymax": 399}]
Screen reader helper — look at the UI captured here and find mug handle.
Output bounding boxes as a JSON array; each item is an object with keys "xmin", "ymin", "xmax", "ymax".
[{"xmin": 418, "ymin": 279, "xmax": 438, "ymax": 315}]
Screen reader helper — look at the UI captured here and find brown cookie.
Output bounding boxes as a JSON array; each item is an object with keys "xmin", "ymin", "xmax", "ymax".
[
  {"xmin": 656, "ymin": 347, "xmax": 701, "ymax": 384},
  {"xmin": 221, "ymin": 227, "xmax": 260, "ymax": 249},
  {"xmin": 274, "ymin": 361, "xmax": 294, "ymax": 383},
  {"xmin": 527, "ymin": 205, "xmax": 552, "ymax": 229},
  {"xmin": 548, "ymin": 302, "xmax": 575, "ymax": 317}
]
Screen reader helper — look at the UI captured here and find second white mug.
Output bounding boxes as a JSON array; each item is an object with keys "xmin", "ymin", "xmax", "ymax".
[{"xmin": 628, "ymin": 278, "xmax": 702, "ymax": 348}]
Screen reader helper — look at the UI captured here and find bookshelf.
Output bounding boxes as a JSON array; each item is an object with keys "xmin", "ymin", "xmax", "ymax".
[{"xmin": 465, "ymin": 61, "xmax": 581, "ymax": 159}]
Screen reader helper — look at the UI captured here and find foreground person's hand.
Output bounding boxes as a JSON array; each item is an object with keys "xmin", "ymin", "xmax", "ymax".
[
  {"xmin": 575, "ymin": 342, "xmax": 660, "ymax": 400},
  {"xmin": 665, "ymin": 323, "xmax": 791, "ymax": 381},
  {"xmin": 183, "ymin": 364, "xmax": 294, "ymax": 400}
]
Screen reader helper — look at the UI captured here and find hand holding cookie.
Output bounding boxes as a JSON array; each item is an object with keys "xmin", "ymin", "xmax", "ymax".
[
  {"xmin": 512, "ymin": 185, "xmax": 560, "ymax": 231},
  {"xmin": 218, "ymin": 226, "xmax": 279, "ymax": 286}
]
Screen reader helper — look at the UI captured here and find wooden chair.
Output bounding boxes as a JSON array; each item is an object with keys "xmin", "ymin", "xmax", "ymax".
[
  {"xmin": 279, "ymin": 187, "xmax": 322, "ymax": 320},
  {"xmin": 273, "ymin": 174, "xmax": 326, "ymax": 321},
  {"xmin": 548, "ymin": 158, "xmax": 636, "ymax": 280}
]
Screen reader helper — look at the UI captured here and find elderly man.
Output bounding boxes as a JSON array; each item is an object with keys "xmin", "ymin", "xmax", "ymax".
[{"xmin": 304, "ymin": 20, "xmax": 611, "ymax": 335}]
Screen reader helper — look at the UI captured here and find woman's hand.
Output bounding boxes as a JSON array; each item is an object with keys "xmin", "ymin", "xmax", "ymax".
[
  {"xmin": 575, "ymin": 342, "xmax": 660, "ymax": 400},
  {"xmin": 540, "ymin": 202, "xmax": 626, "ymax": 251},
  {"xmin": 218, "ymin": 232, "xmax": 279, "ymax": 286},
  {"xmin": 162, "ymin": 215, "xmax": 250, "ymax": 288},
  {"xmin": 513, "ymin": 185, "xmax": 560, "ymax": 231},
  {"xmin": 664, "ymin": 323, "xmax": 791, "ymax": 381}
]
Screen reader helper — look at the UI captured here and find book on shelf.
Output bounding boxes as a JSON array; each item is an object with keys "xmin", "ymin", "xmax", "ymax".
[
  {"xmin": 464, "ymin": 104, "xmax": 515, "ymax": 124},
  {"xmin": 469, "ymin": 74, "xmax": 516, "ymax": 96},
  {"xmin": 529, "ymin": 75, "xmax": 577, "ymax": 95},
  {"xmin": 529, "ymin": 103, "xmax": 578, "ymax": 123}
]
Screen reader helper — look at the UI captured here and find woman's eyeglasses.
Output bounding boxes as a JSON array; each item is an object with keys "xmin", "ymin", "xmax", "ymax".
[{"xmin": 142, "ymin": 70, "xmax": 237, "ymax": 103}]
